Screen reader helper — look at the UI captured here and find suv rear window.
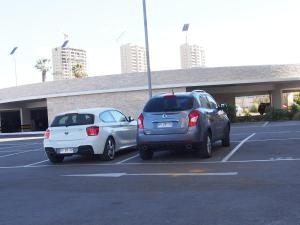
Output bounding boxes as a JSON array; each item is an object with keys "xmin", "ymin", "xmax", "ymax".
[
  {"xmin": 51, "ymin": 113, "xmax": 95, "ymax": 127},
  {"xmin": 144, "ymin": 96, "xmax": 194, "ymax": 112}
]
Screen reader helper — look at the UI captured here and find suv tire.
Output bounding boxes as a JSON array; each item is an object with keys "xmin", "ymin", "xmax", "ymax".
[
  {"xmin": 139, "ymin": 146, "xmax": 153, "ymax": 160},
  {"xmin": 222, "ymin": 125, "xmax": 230, "ymax": 147},
  {"xmin": 196, "ymin": 131, "xmax": 212, "ymax": 158}
]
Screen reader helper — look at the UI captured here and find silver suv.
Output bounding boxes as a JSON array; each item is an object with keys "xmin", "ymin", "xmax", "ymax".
[{"xmin": 137, "ymin": 91, "xmax": 230, "ymax": 160}]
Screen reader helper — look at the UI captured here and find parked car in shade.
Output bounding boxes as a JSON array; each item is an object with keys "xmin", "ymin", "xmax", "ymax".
[
  {"xmin": 137, "ymin": 91, "xmax": 230, "ymax": 160},
  {"xmin": 44, "ymin": 108, "xmax": 136, "ymax": 163},
  {"xmin": 258, "ymin": 103, "xmax": 271, "ymax": 115}
]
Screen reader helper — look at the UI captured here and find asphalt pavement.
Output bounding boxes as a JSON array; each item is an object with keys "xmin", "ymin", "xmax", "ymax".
[{"xmin": 0, "ymin": 121, "xmax": 300, "ymax": 225}]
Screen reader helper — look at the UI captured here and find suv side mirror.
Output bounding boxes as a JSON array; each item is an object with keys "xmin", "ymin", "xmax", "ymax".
[
  {"xmin": 128, "ymin": 116, "xmax": 134, "ymax": 122},
  {"xmin": 218, "ymin": 103, "xmax": 227, "ymax": 111}
]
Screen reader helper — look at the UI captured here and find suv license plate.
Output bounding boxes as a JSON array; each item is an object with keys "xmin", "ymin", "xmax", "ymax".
[
  {"xmin": 157, "ymin": 122, "xmax": 173, "ymax": 128},
  {"xmin": 58, "ymin": 148, "xmax": 74, "ymax": 154}
]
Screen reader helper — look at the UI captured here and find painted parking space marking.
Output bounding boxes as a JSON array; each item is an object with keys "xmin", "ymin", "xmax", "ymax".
[
  {"xmin": 262, "ymin": 121, "xmax": 269, "ymax": 127},
  {"xmin": 0, "ymin": 143, "xmax": 42, "ymax": 151},
  {"xmin": 0, "ymin": 149, "xmax": 42, "ymax": 158},
  {"xmin": 246, "ymin": 137, "xmax": 300, "ymax": 142},
  {"xmin": 63, "ymin": 172, "xmax": 238, "ymax": 178},
  {"xmin": 231, "ymin": 130, "xmax": 300, "ymax": 135},
  {"xmin": 115, "ymin": 154, "xmax": 139, "ymax": 164},
  {"xmin": 0, "ymin": 137, "xmax": 43, "ymax": 143},
  {"xmin": 24, "ymin": 159, "xmax": 49, "ymax": 167},
  {"xmin": 1, "ymin": 157, "xmax": 300, "ymax": 169},
  {"xmin": 222, "ymin": 133, "xmax": 256, "ymax": 162}
]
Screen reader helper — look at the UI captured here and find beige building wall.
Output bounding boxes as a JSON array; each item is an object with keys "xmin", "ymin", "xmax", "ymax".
[{"xmin": 46, "ymin": 87, "xmax": 185, "ymax": 122}]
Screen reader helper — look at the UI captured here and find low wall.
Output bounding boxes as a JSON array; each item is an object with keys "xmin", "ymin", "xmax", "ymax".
[{"xmin": 46, "ymin": 87, "xmax": 186, "ymax": 122}]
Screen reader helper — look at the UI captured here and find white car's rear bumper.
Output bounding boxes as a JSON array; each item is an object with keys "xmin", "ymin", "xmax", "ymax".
[{"xmin": 44, "ymin": 136, "xmax": 105, "ymax": 155}]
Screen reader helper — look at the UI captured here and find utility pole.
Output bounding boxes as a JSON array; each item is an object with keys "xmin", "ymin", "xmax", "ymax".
[{"xmin": 142, "ymin": 0, "xmax": 153, "ymax": 98}]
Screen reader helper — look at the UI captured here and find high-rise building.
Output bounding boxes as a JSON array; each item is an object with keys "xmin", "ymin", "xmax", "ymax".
[
  {"xmin": 120, "ymin": 43, "xmax": 147, "ymax": 73},
  {"xmin": 52, "ymin": 47, "xmax": 87, "ymax": 80},
  {"xmin": 180, "ymin": 43, "xmax": 205, "ymax": 69}
]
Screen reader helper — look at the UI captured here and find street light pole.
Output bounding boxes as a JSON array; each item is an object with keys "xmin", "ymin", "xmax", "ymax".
[
  {"xmin": 13, "ymin": 55, "xmax": 17, "ymax": 86},
  {"xmin": 10, "ymin": 47, "xmax": 18, "ymax": 86},
  {"xmin": 142, "ymin": 0, "xmax": 152, "ymax": 98}
]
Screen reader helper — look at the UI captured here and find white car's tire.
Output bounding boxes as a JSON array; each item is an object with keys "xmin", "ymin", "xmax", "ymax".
[{"xmin": 101, "ymin": 137, "xmax": 116, "ymax": 161}]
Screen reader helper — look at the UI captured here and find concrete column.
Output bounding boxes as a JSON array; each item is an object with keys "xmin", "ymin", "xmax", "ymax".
[
  {"xmin": 20, "ymin": 108, "xmax": 32, "ymax": 131},
  {"xmin": 271, "ymin": 88, "xmax": 282, "ymax": 109}
]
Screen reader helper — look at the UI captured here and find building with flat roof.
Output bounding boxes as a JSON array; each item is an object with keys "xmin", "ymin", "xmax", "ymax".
[
  {"xmin": 52, "ymin": 47, "xmax": 87, "ymax": 80},
  {"xmin": 120, "ymin": 43, "xmax": 147, "ymax": 73},
  {"xmin": 180, "ymin": 43, "xmax": 205, "ymax": 69},
  {"xmin": 1, "ymin": 64, "xmax": 300, "ymax": 133}
]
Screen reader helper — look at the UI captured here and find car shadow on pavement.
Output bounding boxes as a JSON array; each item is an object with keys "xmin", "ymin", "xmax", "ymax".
[{"xmin": 57, "ymin": 147, "xmax": 137, "ymax": 165}]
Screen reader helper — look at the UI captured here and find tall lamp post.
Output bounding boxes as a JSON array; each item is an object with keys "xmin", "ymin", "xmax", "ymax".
[
  {"xmin": 142, "ymin": 0, "xmax": 152, "ymax": 98},
  {"xmin": 182, "ymin": 23, "xmax": 190, "ymax": 45},
  {"xmin": 10, "ymin": 47, "xmax": 18, "ymax": 86}
]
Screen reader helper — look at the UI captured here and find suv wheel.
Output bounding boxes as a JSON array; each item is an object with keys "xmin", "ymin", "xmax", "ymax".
[
  {"xmin": 222, "ymin": 125, "xmax": 230, "ymax": 147},
  {"xmin": 196, "ymin": 131, "xmax": 212, "ymax": 158},
  {"xmin": 101, "ymin": 137, "xmax": 115, "ymax": 161},
  {"xmin": 47, "ymin": 152, "xmax": 64, "ymax": 163},
  {"xmin": 139, "ymin": 145, "xmax": 153, "ymax": 160}
]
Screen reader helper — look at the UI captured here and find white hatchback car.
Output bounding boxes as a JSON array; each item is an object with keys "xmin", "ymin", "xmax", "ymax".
[{"xmin": 44, "ymin": 108, "xmax": 137, "ymax": 163}]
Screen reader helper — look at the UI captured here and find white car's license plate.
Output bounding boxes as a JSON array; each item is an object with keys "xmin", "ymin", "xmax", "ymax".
[
  {"xmin": 58, "ymin": 148, "xmax": 75, "ymax": 154},
  {"xmin": 157, "ymin": 122, "xmax": 173, "ymax": 128}
]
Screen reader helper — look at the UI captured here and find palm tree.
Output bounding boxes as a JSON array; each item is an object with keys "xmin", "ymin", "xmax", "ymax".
[
  {"xmin": 35, "ymin": 58, "xmax": 51, "ymax": 82},
  {"xmin": 72, "ymin": 63, "xmax": 87, "ymax": 78}
]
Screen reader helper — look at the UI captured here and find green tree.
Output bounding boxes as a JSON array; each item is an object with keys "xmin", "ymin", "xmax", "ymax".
[
  {"xmin": 34, "ymin": 58, "xmax": 51, "ymax": 82},
  {"xmin": 72, "ymin": 64, "xmax": 87, "ymax": 78}
]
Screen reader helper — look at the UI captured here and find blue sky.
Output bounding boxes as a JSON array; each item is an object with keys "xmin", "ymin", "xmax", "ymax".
[{"xmin": 0, "ymin": 0, "xmax": 300, "ymax": 88}]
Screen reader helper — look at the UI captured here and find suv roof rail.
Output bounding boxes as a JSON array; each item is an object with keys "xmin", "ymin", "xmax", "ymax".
[
  {"xmin": 192, "ymin": 90, "xmax": 206, "ymax": 93},
  {"xmin": 154, "ymin": 92, "xmax": 167, "ymax": 96}
]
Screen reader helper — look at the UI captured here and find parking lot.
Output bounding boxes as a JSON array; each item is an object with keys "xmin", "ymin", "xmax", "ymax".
[{"xmin": 0, "ymin": 120, "xmax": 300, "ymax": 225}]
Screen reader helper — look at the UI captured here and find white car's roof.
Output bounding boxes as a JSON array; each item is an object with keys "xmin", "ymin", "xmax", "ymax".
[{"xmin": 56, "ymin": 107, "xmax": 117, "ymax": 116}]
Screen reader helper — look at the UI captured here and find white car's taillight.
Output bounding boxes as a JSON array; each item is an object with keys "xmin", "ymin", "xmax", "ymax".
[
  {"xmin": 86, "ymin": 126, "xmax": 100, "ymax": 136},
  {"xmin": 188, "ymin": 110, "xmax": 200, "ymax": 127},
  {"xmin": 44, "ymin": 129, "xmax": 50, "ymax": 139}
]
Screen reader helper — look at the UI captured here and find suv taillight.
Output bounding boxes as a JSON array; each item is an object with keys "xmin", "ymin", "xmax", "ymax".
[
  {"xmin": 138, "ymin": 113, "xmax": 144, "ymax": 129},
  {"xmin": 188, "ymin": 110, "xmax": 200, "ymax": 127},
  {"xmin": 86, "ymin": 126, "xmax": 100, "ymax": 136},
  {"xmin": 44, "ymin": 129, "xmax": 50, "ymax": 139}
]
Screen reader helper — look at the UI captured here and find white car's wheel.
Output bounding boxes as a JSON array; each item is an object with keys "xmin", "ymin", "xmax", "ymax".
[{"xmin": 101, "ymin": 137, "xmax": 115, "ymax": 161}]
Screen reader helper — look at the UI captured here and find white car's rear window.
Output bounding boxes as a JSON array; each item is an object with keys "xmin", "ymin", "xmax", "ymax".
[{"xmin": 51, "ymin": 113, "xmax": 94, "ymax": 127}]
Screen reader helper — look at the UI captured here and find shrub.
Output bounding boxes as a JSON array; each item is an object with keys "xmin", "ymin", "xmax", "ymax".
[
  {"xmin": 264, "ymin": 107, "xmax": 290, "ymax": 121},
  {"xmin": 249, "ymin": 104, "xmax": 258, "ymax": 113},
  {"xmin": 290, "ymin": 104, "xmax": 300, "ymax": 115},
  {"xmin": 293, "ymin": 112, "xmax": 300, "ymax": 120},
  {"xmin": 224, "ymin": 104, "xmax": 236, "ymax": 122}
]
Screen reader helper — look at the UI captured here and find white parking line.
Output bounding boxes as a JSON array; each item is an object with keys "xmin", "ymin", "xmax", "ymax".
[
  {"xmin": 222, "ymin": 133, "xmax": 256, "ymax": 162},
  {"xmin": 0, "ymin": 143, "xmax": 42, "ymax": 150},
  {"xmin": 0, "ymin": 149, "xmax": 43, "ymax": 153},
  {"xmin": 24, "ymin": 159, "xmax": 49, "ymax": 167},
  {"xmin": 247, "ymin": 137, "xmax": 300, "ymax": 142},
  {"xmin": 231, "ymin": 131, "xmax": 300, "ymax": 135},
  {"xmin": 262, "ymin": 121, "xmax": 269, "ymax": 127},
  {"xmin": 63, "ymin": 172, "xmax": 238, "ymax": 178},
  {"xmin": 115, "ymin": 154, "xmax": 139, "ymax": 164},
  {"xmin": 232, "ymin": 126, "xmax": 264, "ymax": 129},
  {"xmin": 0, "ymin": 157, "xmax": 300, "ymax": 169},
  {"xmin": 0, "ymin": 137, "xmax": 43, "ymax": 143},
  {"xmin": 0, "ymin": 149, "xmax": 42, "ymax": 158}
]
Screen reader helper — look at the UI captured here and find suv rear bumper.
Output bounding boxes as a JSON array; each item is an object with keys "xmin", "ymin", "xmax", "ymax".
[{"xmin": 137, "ymin": 128, "xmax": 203, "ymax": 151}]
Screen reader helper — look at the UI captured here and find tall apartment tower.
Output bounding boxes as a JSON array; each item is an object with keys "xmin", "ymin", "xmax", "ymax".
[
  {"xmin": 180, "ymin": 43, "xmax": 205, "ymax": 69},
  {"xmin": 52, "ymin": 47, "xmax": 87, "ymax": 80},
  {"xmin": 120, "ymin": 43, "xmax": 147, "ymax": 73}
]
